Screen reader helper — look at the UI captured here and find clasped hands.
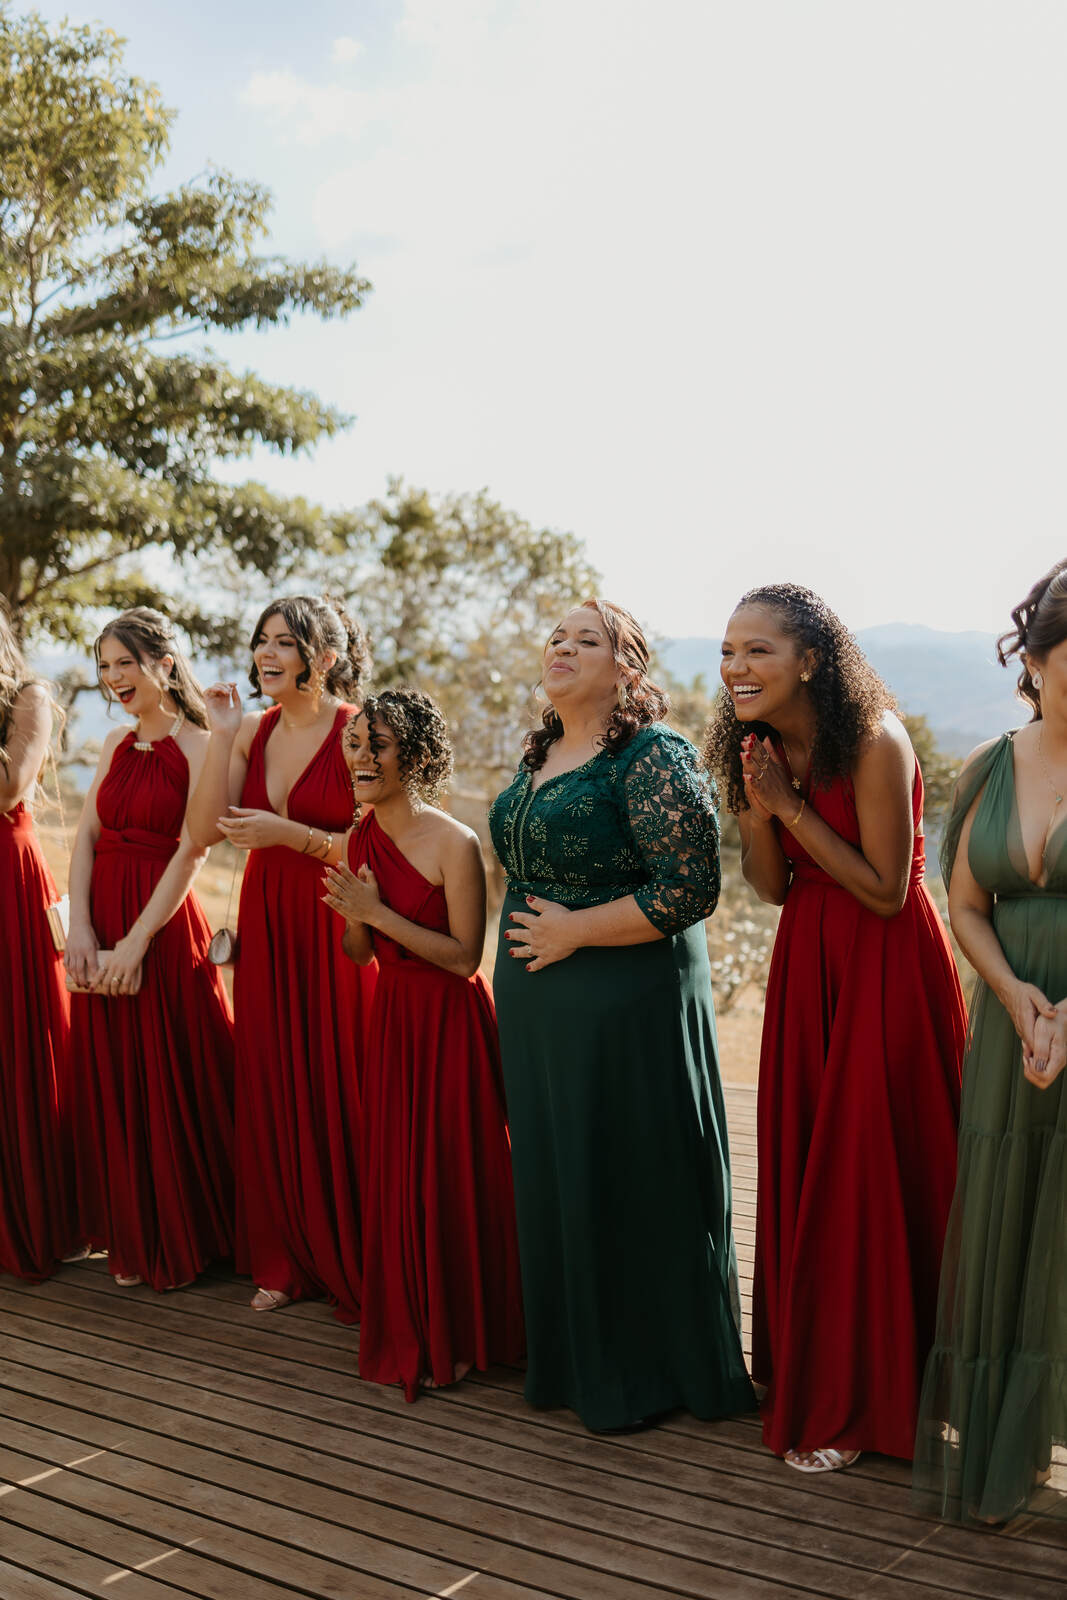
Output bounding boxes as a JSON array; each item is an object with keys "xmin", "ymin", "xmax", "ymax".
[
  {"xmin": 321, "ymin": 859, "xmax": 383, "ymax": 924},
  {"xmin": 740, "ymin": 734, "xmax": 797, "ymax": 822},
  {"xmin": 1010, "ymin": 982, "xmax": 1067, "ymax": 1090},
  {"xmin": 506, "ymin": 895, "xmax": 576, "ymax": 973}
]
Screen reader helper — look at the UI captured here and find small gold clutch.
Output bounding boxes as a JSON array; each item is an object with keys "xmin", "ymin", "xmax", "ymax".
[{"xmin": 45, "ymin": 895, "xmax": 69, "ymax": 953}]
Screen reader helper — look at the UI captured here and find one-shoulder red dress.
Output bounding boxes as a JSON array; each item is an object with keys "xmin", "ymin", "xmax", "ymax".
[
  {"xmin": 233, "ymin": 705, "xmax": 374, "ymax": 1318},
  {"xmin": 351, "ymin": 810, "xmax": 524, "ymax": 1398},
  {"xmin": 753, "ymin": 765, "xmax": 966, "ymax": 1458},
  {"xmin": 71, "ymin": 732, "xmax": 235, "ymax": 1289},
  {"xmin": 0, "ymin": 802, "xmax": 77, "ymax": 1278}
]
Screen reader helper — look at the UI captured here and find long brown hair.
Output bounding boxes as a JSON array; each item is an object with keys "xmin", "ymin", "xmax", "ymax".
[
  {"xmin": 0, "ymin": 601, "xmax": 31, "ymax": 760},
  {"xmin": 95, "ymin": 607, "xmax": 208, "ymax": 729},
  {"xmin": 522, "ymin": 598, "xmax": 669, "ymax": 772}
]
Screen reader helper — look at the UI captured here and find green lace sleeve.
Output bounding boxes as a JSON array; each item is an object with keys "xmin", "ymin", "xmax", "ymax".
[
  {"xmin": 622, "ymin": 727, "xmax": 721, "ymax": 935},
  {"xmin": 939, "ymin": 734, "xmax": 1010, "ymax": 892}
]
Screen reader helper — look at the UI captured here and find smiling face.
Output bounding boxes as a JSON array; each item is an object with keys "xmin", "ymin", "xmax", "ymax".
[
  {"xmin": 252, "ymin": 612, "xmax": 312, "ymax": 701},
  {"xmin": 343, "ymin": 712, "xmax": 402, "ymax": 808},
  {"xmin": 719, "ymin": 605, "xmax": 813, "ymax": 724},
  {"xmin": 542, "ymin": 606, "xmax": 621, "ymax": 713},
  {"xmin": 97, "ymin": 632, "xmax": 171, "ymax": 719}
]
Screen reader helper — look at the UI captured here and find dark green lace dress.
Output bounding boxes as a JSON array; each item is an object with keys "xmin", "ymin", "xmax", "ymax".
[
  {"xmin": 913, "ymin": 734, "xmax": 1066, "ymax": 1523},
  {"xmin": 489, "ymin": 723, "xmax": 756, "ymax": 1432}
]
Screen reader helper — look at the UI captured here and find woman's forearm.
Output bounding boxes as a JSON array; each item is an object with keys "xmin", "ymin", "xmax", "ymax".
[
  {"xmin": 67, "ymin": 824, "xmax": 98, "ymax": 930},
  {"xmin": 787, "ymin": 805, "xmax": 908, "ymax": 917},
  {"xmin": 739, "ymin": 815, "xmax": 790, "ymax": 904},
  {"xmin": 950, "ymin": 904, "xmax": 1024, "ymax": 1009},
  {"xmin": 280, "ymin": 818, "xmax": 344, "ymax": 864},
  {"xmin": 562, "ymin": 894, "xmax": 665, "ymax": 949},
  {"xmin": 186, "ymin": 731, "xmax": 236, "ymax": 846},
  {"xmin": 366, "ymin": 902, "xmax": 480, "ymax": 977},
  {"xmin": 130, "ymin": 843, "xmax": 208, "ymax": 940}
]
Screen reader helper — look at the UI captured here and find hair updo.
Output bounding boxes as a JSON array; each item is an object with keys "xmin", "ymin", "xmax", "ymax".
[
  {"xmin": 522, "ymin": 598, "xmax": 669, "ymax": 773},
  {"xmin": 996, "ymin": 559, "xmax": 1067, "ymax": 721},
  {"xmin": 704, "ymin": 582, "xmax": 894, "ymax": 814},
  {"xmin": 95, "ymin": 607, "xmax": 208, "ymax": 729},
  {"xmin": 248, "ymin": 595, "xmax": 372, "ymax": 701},
  {"xmin": 351, "ymin": 688, "xmax": 454, "ymax": 804}
]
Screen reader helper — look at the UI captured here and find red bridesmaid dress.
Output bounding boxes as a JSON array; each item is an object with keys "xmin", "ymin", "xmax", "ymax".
[
  {"xmin": 71, "ymin": 733, "xmax": 235, "ymax": 1289},
  {"xmin": 352, "ymin": 810, "xmax": 524, "ymax": 1398},
  {"xmin": 753, "ymin": 765, "xmax": 966, "ymax": 1459},
  {"xmin": 233, "ymin": 705, "xmax": 374, "ymax": 1319},
  {"xmin": 0, "ymin": 803, "xmax": 77, "ymax": 1278}
]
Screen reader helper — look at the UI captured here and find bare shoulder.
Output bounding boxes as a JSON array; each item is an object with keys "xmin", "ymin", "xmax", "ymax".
[
  {"xmin": 856, "ymin": 711, "xmax": 914, "ymax": 775},
  {"xmin": 10, "ymin": 680, "xmax": 51, "ymax": 732},
  {"xmin": 424, "ymin": 808, "xmax": 481, "ymax": 851},
  {"xmin": 176, "ymin": 722, "xmax": 210, "ymax": 759}
]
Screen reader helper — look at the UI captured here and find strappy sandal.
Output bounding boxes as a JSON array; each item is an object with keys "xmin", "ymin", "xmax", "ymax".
[
  {"xmin": 785, "ymin": 1448, "xmax": 860, "ymax": 1474},
  {"xmin": 250, "ymin": 1287, "xmax": 291, "ymax": 1312}
]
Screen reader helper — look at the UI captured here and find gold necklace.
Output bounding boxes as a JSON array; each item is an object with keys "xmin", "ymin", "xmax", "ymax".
[
  {"xmin": 1038, "ymin": 726, "xmax": 1065, "ymax": 806},
  {"xmin": 134, "ymin": 707, "xmax": 186, "ymax": 752}
]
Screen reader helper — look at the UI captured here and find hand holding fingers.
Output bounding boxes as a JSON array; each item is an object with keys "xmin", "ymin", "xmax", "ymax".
[
  {"xmin": 1023, "ymin": 1010, "xmax": 1067, "ymax": 1088},
  {"xmin": 507, "ymin": 896, "xmax": 574, "ymax": 970},
  {"xmin": 1010, "ymin": 982, "xmax": 1057, "ymax": 1053}
]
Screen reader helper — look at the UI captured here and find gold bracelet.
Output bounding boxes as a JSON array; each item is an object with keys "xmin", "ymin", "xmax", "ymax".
[
  {"xmin": 789, "ymin": 798, "xmax": 806, "ymax": 829},
  {"xmin": 300, "ymin": 826, "xmax": 315, "ymax": 855},
  {"xmin": 317, "ymin": 831, "xmax": 334, "ymax": 860}
]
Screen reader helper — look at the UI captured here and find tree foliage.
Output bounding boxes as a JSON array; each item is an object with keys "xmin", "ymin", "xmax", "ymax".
[
  {"xmin": 0, "ymin": 6, "xmax": 369, "ymax": 645},
  {"xmin": 291, "ymin": 481, "xmax": 602, "ymax": 795}
]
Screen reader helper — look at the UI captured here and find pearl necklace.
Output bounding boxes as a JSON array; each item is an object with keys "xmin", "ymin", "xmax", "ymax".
[{"xmin": 133, "ymin": 706, "xmax": 186, "ymax": 752}]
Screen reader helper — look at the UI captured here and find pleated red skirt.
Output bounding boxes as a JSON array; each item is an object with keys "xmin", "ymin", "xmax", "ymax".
[{"xmin": 0, "ymin": 805, "xmax": 76, "ymax": 1278}]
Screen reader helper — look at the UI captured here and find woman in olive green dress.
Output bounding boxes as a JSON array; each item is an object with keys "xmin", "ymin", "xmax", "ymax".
[
  {"xmin": 489, "ymin": 598, "xmax": 755, "ymax": 1433},
  {"xmin": 914, "ymin": 561, "xmax": 1067, "ymax": 1524}
]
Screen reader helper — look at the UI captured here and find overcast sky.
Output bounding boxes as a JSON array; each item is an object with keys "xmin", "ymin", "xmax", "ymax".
[{"xmin": 31, "ymin": 0, "xmax": 1067, "ymax": 639}]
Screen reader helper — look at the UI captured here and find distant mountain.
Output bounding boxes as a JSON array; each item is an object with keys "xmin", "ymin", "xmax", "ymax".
[{"xmin": 660, "ymin": 624, "xmax": 1026, "ymax": 756}]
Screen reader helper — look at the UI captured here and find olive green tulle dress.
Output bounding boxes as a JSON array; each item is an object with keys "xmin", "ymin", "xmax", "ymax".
[
  {"xmin": 489, "ymin": 724, "xmax": 756, "ymax": 1433},
  {"xmin": 913, "ymin": 733, "xmax": 1066, "ymax": 1524}
]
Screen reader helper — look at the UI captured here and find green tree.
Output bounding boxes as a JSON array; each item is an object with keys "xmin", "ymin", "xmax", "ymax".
[
  {"xmin": 0, "ymin": 7, "xmax": 369, "ymax": 647},
  {"xmin": 325, "ymin": 481, "xmax": 601, "ymax": 798}
]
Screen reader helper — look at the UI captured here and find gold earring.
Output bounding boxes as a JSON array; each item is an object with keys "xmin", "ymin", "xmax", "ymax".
[
  {"xmin": 800, "ymin": 671, "xmax": 811, "ymax": 684},
  {"xmin": 308, "ymin": 666, "xmax": 326, "ymax": 698},
  {"xmin": 617, "ymin": 683, "xmax": 630, "ymax": 710}
]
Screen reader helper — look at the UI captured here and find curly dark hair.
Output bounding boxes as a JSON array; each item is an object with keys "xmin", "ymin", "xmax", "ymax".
[
  {"xmin": 249, "ymin": 594, "xmax": 372, "ymax": 701},
  {"xmin": 996, "ymin": 558, "xmax": 1067, "ymax": 721},
  {"xmin": 349, "ymin": 688, "xmax": 454, "ymax": 804},
  {"xmin": 522, "ymin": 598, "xmax": 669, "ymax": 772},
  {"xmin": 704, "ymin": 582, "xmax": 896, "ymax": 814}
]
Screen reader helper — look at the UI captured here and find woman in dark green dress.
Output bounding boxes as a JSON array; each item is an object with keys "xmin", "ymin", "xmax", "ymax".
[
  {"xmin": 489, "ymin": 598, "xmax": 755, "ymax": 1433},
  {"xmin": 914, "ymin": 561, "xmax": 1067, "ymax": 1525}
]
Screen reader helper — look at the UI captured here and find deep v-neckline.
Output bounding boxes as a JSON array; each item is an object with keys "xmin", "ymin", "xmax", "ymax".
[
  {"xmin": 261, "ymin": 706, "xmax": 345, "ymax": 819},
  {"xmin": 1007, "ymin": 732, "xmax": 1067, "ymax": 889}
]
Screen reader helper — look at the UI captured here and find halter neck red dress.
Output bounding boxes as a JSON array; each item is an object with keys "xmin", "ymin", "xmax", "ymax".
[
  {"xmin": 351, "ymin": 810, "xmax": 524, "ymax": 1399},
  {"xmin": 70, "ymin": 731, "xmax": 235, "ymax": 1289},
  {"xmin": 233, "ymin": 704, "xmax": 374, "ymax": 1319},
  {"xmin": 0, "ymin": 801, "xmax": 77, "ymax": 1278},
  {"xmin": 754, "ymin": 764, "xmax": 966, "ymax": 1459}
]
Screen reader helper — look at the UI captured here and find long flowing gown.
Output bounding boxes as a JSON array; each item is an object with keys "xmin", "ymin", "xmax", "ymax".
[
  {"xmin": 233, "ymin": 704, "xmax": 374, "ymax": 1318},
  {"xmin": 0, "ymin": 802, "xmax": 77, "ymax": 1278},
  {"xmin": 914, "ymin": 733, "xmax": 1067, "ymax": 1523},
  {"xmin": 352, "ymin": 811, "xmax": 525, "ymax": 1398},
  {"xmin": 754, "ymin": 763, "xmax": 966, "ymax": 1459},
  {"xmin": 489, "ymin": 723, "xmax": 755, "ymax": 1433},
  {"xmin": 71, "ymin": 732, "xmax": 235, "ymax": 1289}
]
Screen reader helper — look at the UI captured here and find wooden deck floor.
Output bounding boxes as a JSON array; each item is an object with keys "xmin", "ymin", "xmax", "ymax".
[{"xmin": 0, "ymin": 1085, "xmax": 1064, "ymax": 1599}]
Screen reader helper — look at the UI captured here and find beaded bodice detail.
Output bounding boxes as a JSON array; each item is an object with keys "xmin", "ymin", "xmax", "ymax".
[{"xmin": 489, "ymin": 723, "xmax": 721, "ymax": 935}]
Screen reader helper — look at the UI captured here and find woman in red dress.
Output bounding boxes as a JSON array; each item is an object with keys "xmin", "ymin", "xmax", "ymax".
[
  {"xmin": 0, "ymin": 608, "xmax": 77, "ymax": 1279},
  {"xmin": 323, "ymin": 689, "xmax": 524, "ymax": 1397},
  {"xmin": 65, "ymin": 608, "xmax": 234, "ymax": 1291},
  {"xmin": 187, "ymin": 595, "xmax": 374, "ymax": 1317},
  {"xmin": 706, "ymin": 583, "xmax": 966, "ymax": 1471}
]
